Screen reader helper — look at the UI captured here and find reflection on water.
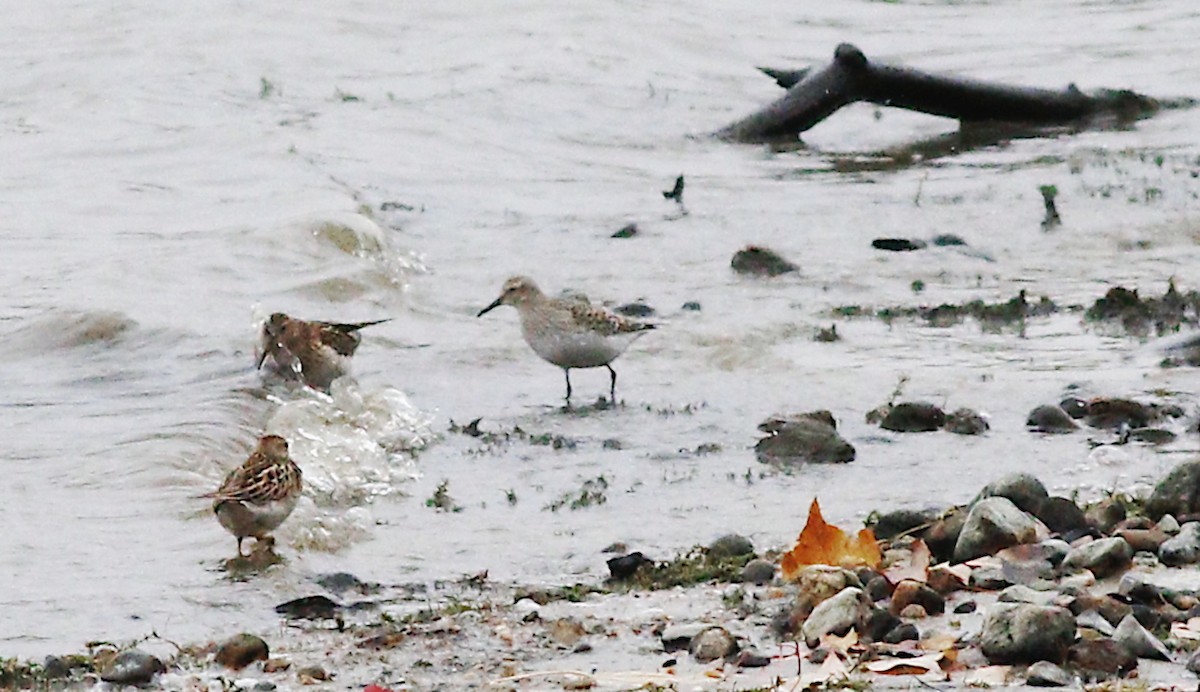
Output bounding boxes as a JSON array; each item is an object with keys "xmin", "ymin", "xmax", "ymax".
[{"xmin": 1, "ymin": 0, "xmax": 1198, "ymax": 658}]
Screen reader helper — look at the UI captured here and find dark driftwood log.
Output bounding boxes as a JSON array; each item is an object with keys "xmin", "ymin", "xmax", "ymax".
[{"xmin": 717, "ymin": 43, "xmax": 1163, "ymax": 143}]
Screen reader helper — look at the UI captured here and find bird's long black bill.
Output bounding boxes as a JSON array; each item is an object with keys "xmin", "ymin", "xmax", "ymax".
[
  {"xmin": 477, "ymin": 297, "xmax": 503, "ymax": 317},
  {"xmin": 255, "ymin": 349, "xmax": 269, "ymax": 369}
]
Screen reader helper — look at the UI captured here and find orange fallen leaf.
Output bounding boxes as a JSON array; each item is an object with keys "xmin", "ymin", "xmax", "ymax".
[
  {"xmin": 883, "ymin": 538, "xmax": 931, "ymax": 584},
  {"xmin": 782, "ymin": 499, "xmax": 881, "ymax": 579}
]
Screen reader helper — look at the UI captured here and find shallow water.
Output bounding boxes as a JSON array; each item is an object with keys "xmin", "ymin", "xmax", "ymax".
[{"xmin": 2, "ymin": 0, "xmax": 1199, "ymax": 659}]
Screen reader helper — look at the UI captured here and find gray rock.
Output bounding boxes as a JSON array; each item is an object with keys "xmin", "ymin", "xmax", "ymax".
[
  {"xmin": 1061, "ymin": 537, "xmax": 1133, "ymax": 578},
  {"xmin": 974, "ymin": 473, "xmax": 1049, "ymax": 516},
  {"xmin": 1037, "ymin": 539, "xmax": 1072, "ymax": 566},
  {"xmin": 1113, "ymin": 614, "xmax": 1171, "ymax": 661},
  {"xmin": 100, "ymin": 650, "xmax": 164, "ymax": 686},
  {"xmin": 215, "ymin": 633, "xmax": 270, "ymax": 671},
  {"xmin": 755, "ymin": 416, "xmax": 855, "ymax": 464},
  {"xmin": 1159, "ymin": 522, "xmax": 1200, "ymax": 566},
  {"xmin": 1085, "ymin": 498, "xmax": 1126, "ymax": 534},
  {"xmin": 979, "ymin": 603, "xmax": 1076, "ymax": 664},
  {"xmin": 792, "ymin": 565, "xmax": 862, "ymax": 619},
  {"xmin": 1068, "ymin": 639, "xmax": 1137, "ymax": 680},
  {"xmin": 690, "ymin": 626, "xmax": 739, "ymax": 662},
  {"xmin": 870, "ymin": 508, "xmax": 940, "ymax": 541},
  {"xmin": 1033, "ymin": 497, "xmax": 1088, "ymax": 535},
  {"xmin": 944, "ymin": 408, "xmax": 989, "ymax": 435},
  {"xmin": 1188, "ymin": 649, "xmax": 1200, "ymax": 674},
  {"xmin": 661, "ymin": 623, "xmax": 714, "ymax": 652},
  {"xmin": 801, "ymin": 587, "xmax": 871, "ymax": 648},
  {"xmin": 1146, "ymin": 461, "xmax": 1200, "ymax": 520},
  {"xmin": 1157, "ymin": 514, "xmax": 1180, "ymax": 534},
  {"xmin": 997, "ymin": 584, "xmax": 1059, "ymax": 607},
  {"xmin": 1026, "ymin": 660, "xmax": 1072, "ymax": 687},
  {"xmin": 1027, "ymin": 405, "xmax": 1078, "ymax": 433},
  {"xmin": 741, "ymin": 559, "xmax": 775, "ymax": 585},
  {"xmin": 954, "ymin": 497, "xmax": 1041, "ymax": 562},
  {"xmin": 731, "ymin": 246, "xmax": 797, "ymax": 277},
  {"xmin": 708, "ymin": 534, "xmax": 754, "ymax": 559},
  {"xmin": 880, "ymin": 402, "xmax": 945, "ymax": 433},
  {"xmin": 1075, "ymin": 610, "xmax": 1116, "ymax": 637}
]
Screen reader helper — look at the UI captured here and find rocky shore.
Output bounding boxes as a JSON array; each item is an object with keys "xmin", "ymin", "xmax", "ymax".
[{"xmin": 10, "ymin": 460, "xmax": 1200, "ymax": 691}]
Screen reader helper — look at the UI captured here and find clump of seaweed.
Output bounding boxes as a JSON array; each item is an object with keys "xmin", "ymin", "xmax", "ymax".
[{"xmin": 1085, "ymin": 280, "xmax": 1200, "ymax": 337}]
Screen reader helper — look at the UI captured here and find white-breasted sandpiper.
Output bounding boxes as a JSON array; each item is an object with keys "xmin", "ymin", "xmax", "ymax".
[
  {"xmin": 256, "ymin": 312, "xmax": 390, "ymax": 391},
  {"xmin": 477, "ymin": 276, "xmax": 655, "ymax": 405},
  {"xmin": 201, "ymin": 434, "xmax": 303, "ymax": 557}
]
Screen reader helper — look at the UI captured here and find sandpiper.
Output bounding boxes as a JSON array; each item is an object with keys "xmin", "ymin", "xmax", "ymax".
[
  {"xmin": 477, "ymin": 276, "xmax": 655, "ymax": 405},
  {"xmin": 256, "ymin": 312, "xmax": 390, "ymax": 391},
  {"xmin": 202, "ymin": 435, "xmax": 303, "ymax": 556}
]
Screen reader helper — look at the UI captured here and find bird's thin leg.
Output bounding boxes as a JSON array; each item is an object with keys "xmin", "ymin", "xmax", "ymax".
[
  {"xmin": 237, "ymin": 537, "xmax": 246, "ymax": 558},
  {"xmin": 564, "ymin": 369, "xmax": 573, "ymax": 407},
  {"xmin": 606, "ymin": 365, "xmax": 617, "ymax": 405}
]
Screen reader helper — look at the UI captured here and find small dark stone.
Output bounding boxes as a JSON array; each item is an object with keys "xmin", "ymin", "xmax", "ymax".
[
  {"xmin": 879, "ymin": 402, "xmax": 945, "ymax": 433},
  {"xmin": 735, "ymin": 650, "xmax": 771, "ymax": 668},
  {"xmin": 864, "ymin": 608, "xmax": 902, "ymax": 642},
  {"xmin": 882, "ymin": 623, "xmax": 919, "ymax": 643},
  {"xmin": 614, "ymin": 302, "xmax": 655, "ymax": 318},
  {"xmin": 730, "ymin": 245, "xmax": 798, "ymax": 277},
  {"xmin": 315, "ymin": 572, "xmax": 373, "ymax": 595},
  {"xmin": 954, "ymin": 601, "xmax": 977, "ymax": 614},
  {"xmin": 612, "ymin": 222, "xmax": 639, "ymax": 238},
  {"xmin": 872, "ymin": 238, "xmax": 927, "ymax": 252},
  {"xmin": 41, "ymin": 656, "xmax": 70, "ymax": 680},
  {"xmin": 216, "ymin": 633, "xmax": 270, "ymax": 671},
  {"xmin": 1026, "ymin": 405, "xmax": 1078, "ymax": 433},
  {"xmin": 681, "ymin": 301, "xmax": 701, "ymax": 311},
  {"xmin": 1059, "ymin": 397, "xmax": 1088, "ymax": 419},
  {"xmin": 863, "ymin": 573, "xmax": 894, "ymax": 602},
  {"xmin": 975, "ymin": 473, "xmax": 1049, "ymax": 516},
  {"xmin": 689, "ymin": 626, "xmax": 738, "ymax": 662},
  {"xmin": 296, "ymin": 665, "xmax": 331, "ymax": 682},
  {"xmin": 606, "ymin": 552, "xmax": 651, "ymax": 580},
  {"xmin": 922, "ymin": 510, "xmax": 966, "ymax": 564},
  {"xmin": 99, "ymin": 650, "xmax": 164, "ymax": 686},
  {"xmin": 890, "ymin": 580, "xmax": 945, "ymax": 615},
  {"xmin": 871, "ymin": 508, "xmax": 939, "ymax": 541},
  {"xmin": 756, "ymin": 413, "xmax": 855, "ymax": 464},
  {"xmin": 741, "ymin": 559, "xmax": 776, "ymax": 585},
  {"xmin": 931, "ymin": 234, "xmax": 966, "ymax": 247},
  {"xmin": 275, "ymin": 595, "xmax": 342, "ymax": 621},
  {"xmin": 944, "ymin": 408, "xmax": 989, "ymax": 435},
  {"xmin": 1085, "ymin": 398, "xmax": 1152, "ymax": 430},
  {"xmin": 1026, "ymin": 661, "xmax": 1072, "ymax": 687},
  {"xmin": 708, "ymin": 534, "xmax": 754, "ymax": 559}
]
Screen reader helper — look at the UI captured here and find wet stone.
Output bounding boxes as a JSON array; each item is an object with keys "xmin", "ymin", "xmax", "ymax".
[
  {"xmin": 863, "ymin": 573, "xmax": 894, "ymax": 602},
  {"xmin": 740, "ymin": 559, "xmax": 775, "ymax": 585},
  {"xmin": 1188, "ymin": 649, "xmax": 1200, "ymax": 675},
  {"xmin": 1159, "ymin": 522, "xmax": 1200, "ymax": 566},
  {"xmin": 606, "ymin": 551, "xmax": 650, "ymax": 580},
  {"xmin": 1061, "ymin": 537, "xmax": 1133, "ymax": 578},
  {"xmin": 315, "ymin": 572, "xmax": 373, "ymax": 595},
  {"xmin": 871, "ymin": 508, "xmax": 939, "ymax": 541},
  {"xmin": 1113, "ymin": 614, "xmax": 1171, "ymax": 661},
  {"xmin": 998, "ymin": 584, "xmax": 1059, "ymax": 607},
  {"xmin": 1147, "ymin": 461, "xmax": 1200, "ymax": 520},
  {"xmin": 296, "ymin": 665, "xmax": 330, "ymax": 682},
  {"xmin": 689, "ymin": 626, "xmax": 738, "ymax": 662},
  {"xmin": 1034, "ymin": 497, "xmax": 1088, "ymax": 535},
  {"xmin": 275, "ymin": 595, "xmax": 342, "ymax": 621},
  {"xmin": 872, "ymin": 237, "xmax": 926, "ymax": 252},
  {"xmin": 216, "ymin": 633, "xmax": 270, "ymax": 671},
  {"xmin": 1117, "ymin": 527, "xmax": 1168, "ymax": 553},
  {"xmin": 974, "ymin": 473, "xmax": 1049, "ymax": 516},
  {"xmin": 1068, "ymin": 639, "xmax": 1137, "ymax": 680},
  {"xmin": 1085, "ymin": 398, "xmax": 1152, "ymax": 430},
  {"xmin": 890, "ymin": 579, "xmax": 944, "ymax": 616},
  {"xmin": 730, "ymin": 245, "xmax": 798, "ymax": 277},
  {"xmin": 980, "ymin": 603, "xmax": 1075, "ymax": 664},
  {"xmin": 708, "ymin": 534, "xmax": 754, "ymax": 559},
  {"xmin": 879, "ymin": 402, "xmax": 946, "ymax": 433},
  {"xmin": 735, "ymin": 650, "xmax": 771, "ymax": 668},
  {"xmin": 661, "ymin": 623, "xmax": 715, "ymax": 652},
  {"xmin": 99, "ymin": 650, "xmax": 164, "ymax": 686},
  {"xmin": 944, "ymin": 408, "xmax": 989, "ymax": 435},
  {"xmin": 1075, "ymin": 610, "xmax": 1116, "ymax": 637},
  {"xmin": 883, "ymin": 622, "xmax": 919, "ymax": 643},
  {"xmin": 1026, "ymin": 405, "xmax": 1078, "ymax": 433},
  {"xmin": 755, "ymin": 414, "xmax": 855, "ymax": 464},
  {"xmin": 1026, "ymin": 660, "xmax": 1072, "ymax": 687},
  {"xmin": 923, "ymin": 511, "xmax": 965, "ymax": 563},
  {"xmin": 864, "ymin": 608, "xmax": 902, "ymax": 642},
  {"xmin": 1085, "ymin": 498, "xmax": 1127, "ymax": 534},
  {"xmin": 954, "ymin": 497, "xmax": 1041, "ymax": 563}
]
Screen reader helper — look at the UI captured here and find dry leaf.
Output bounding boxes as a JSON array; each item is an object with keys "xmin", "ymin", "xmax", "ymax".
[
  {"xmin": 800, "ymin": 652, "xmax": 849, "ymax": 686},
  {"xmin": 781, "ymin": 499, "xmax": 881, "ymax": 579},
  {"xmin": 819, "ymin": 629, "xmax": 859, "ymax": 655},
  {"xmin": 964, "ymin": 665, "xmax": 1011, "ymax": 686},
  {"xmin": 884, "ymin": 539, "xmax": 931, "ymax": 584},
  {"xmin": 865, "ymin": 652, "xmax": 943, "ymax": 675}
]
